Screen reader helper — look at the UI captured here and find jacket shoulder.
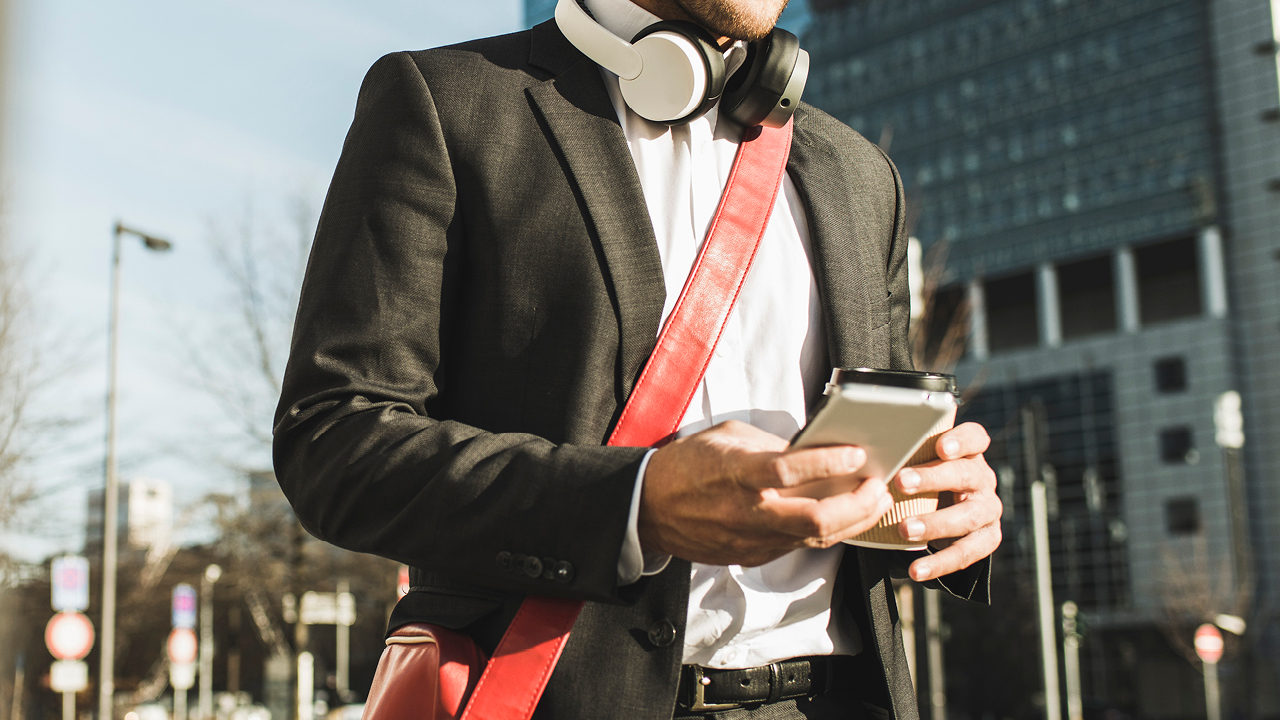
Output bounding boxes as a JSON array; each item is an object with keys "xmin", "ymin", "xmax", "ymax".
[{"xmin": 795, "ymin": 102, "xmax": 896, "ymax": 180}]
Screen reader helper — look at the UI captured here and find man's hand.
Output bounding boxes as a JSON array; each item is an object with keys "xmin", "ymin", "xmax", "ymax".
[
  {"xmin": 893, "ymin": 422, "xmax": 1003, "ymax": 582},
  {"xmin": 638, "ymin": 420, "xmax": 893, "ymax": 567}
]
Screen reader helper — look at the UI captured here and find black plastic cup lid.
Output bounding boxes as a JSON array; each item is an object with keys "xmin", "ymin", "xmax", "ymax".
[{"xmin": 830, "ymin": 367, "xmax": 959, "ymax": 396}]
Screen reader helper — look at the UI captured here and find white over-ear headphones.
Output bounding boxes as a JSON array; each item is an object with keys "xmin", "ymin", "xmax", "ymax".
[{"xmin": 555, "ymin": 0, "xmax": 809, "ymax": 127}]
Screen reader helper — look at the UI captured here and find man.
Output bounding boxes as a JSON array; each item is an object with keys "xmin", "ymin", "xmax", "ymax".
[{"xmin": 273, "ymin": 0, "xmax": 1002, "ymax": 716}]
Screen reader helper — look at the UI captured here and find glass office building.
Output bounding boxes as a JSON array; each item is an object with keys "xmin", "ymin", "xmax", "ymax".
[{"xmin": 805, "ymin": 0, "xmax": 1280, "ymax": 716}]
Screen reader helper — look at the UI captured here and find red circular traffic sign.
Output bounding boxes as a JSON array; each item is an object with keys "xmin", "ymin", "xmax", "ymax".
[
  {"xmin": 45, "ymin": 612, "xmax": 95, "ymax": 660},
  {"xmin": 1195, "ymin": 623, "xmax": 1223, "ymax": 664},
  {"xmin": 167, "ymin": 628, "xmax": 198, "ymax": 665}
]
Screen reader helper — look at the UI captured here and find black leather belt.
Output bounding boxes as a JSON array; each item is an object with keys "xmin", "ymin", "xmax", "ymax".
[{"xmin": 675, "ymin": 655, "xmax": 851, "ymax": 713}]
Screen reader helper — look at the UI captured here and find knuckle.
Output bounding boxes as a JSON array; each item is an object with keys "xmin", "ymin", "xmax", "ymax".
[{"xmin": 768, "ymin": 456, "xmax": 798, "ymax": 488}]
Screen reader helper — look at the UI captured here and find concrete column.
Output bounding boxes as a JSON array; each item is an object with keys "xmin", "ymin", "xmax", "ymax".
[
  {"xmin": 1198, "ymin": 225, "xmax": 1228, "ymax": 318},
  {"xmin": 967, "ymin": 279, "xmax": 989, "ymax": 361},
  {"xmin": 1037, "ymin": 262, "xmax": 1062, "ymax": 348},
  {"xmin": 1114, "ymin": 247, "xmax": 1140, "ymax": 333}
]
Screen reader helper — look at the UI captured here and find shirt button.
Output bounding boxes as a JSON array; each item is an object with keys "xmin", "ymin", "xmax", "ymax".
[
  {"xmin": 495, "ymin": 551, "xmax": 512, "ymax": 572},
  {"xmin": 522, "ymin": 556, "xmax": 544, "ymax": 578},
  {"xmin": 647, "ymin": 620, "xmax": 677, "ymax": 648},
  {"xmin": 553, "ymin": 561, "xmax": 575, "ymax": 583}
]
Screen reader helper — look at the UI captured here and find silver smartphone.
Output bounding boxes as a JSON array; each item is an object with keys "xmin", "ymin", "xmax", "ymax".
[{"xmin": 781, "ymin": 368, "xmax": 959, "ymax": 499}]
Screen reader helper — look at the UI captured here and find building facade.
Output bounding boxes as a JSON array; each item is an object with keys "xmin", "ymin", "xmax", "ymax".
[{"xmin": 805, "ymin": 0, "xmax": 1280, "ymax": 717}]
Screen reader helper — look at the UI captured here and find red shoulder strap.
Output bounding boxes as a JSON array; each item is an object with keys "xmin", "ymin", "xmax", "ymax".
[{"xmin": 459, "ymin": 119, "xmax": 794, "ymax": 720}]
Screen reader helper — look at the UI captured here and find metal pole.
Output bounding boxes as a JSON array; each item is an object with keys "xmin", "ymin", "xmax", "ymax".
[
  {"xmin": 62, "ymin": 692, "xmax": 73, "ymax": 720},
  {"xmin": 98, "ymin": 227, "xmax": 123, "ymax": 720},
  {"xmin": 1032, "ymin": 482, "xmax": 1062, "ymax": 720},
  {"xmin": 199, "ymin": 566, "xmax": 220, "ymax": 720},
  {"xmin": 296, "ymin": 653, "xmax": 313, "ymax": 720},
  {"xmin": 11, "ymin": 653, "xmax": 25, "ymax": 720},
  {"xmin": 1062, "ymin": 602, "xmax": 1083, "ymax": 720},
  {"xmin": 1204, "ymin": 660, "xmax": 1221, "ymax": 720},
  {"xmin": 335, "ymin": 580, "xmax": 349, "ymax": 700},
  {"xmin": 924, "ymin": 588, "xmax": 946, "ymax": 720},
  {"xmin": 898, "ymin": 583, "xmax": 917, "ymax": 688},
  {"xmin": 174, "ymin": 688, "xmax": 187, "ymax": 720}
]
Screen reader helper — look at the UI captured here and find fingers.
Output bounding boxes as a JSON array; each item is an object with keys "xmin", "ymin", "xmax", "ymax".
[
  {"xmin": 897, "ymin": 491, "xmax": 1003, "ymax": 544},
  {"xmin": 760, "ymin": 477, "xmax": 891, "ymax": 545},
  {"xmin": 895, "ymin": 455, "xmax": 996, "ymax": 496},
  {"xmin": 745, "ymin": 445, "xmax": 868, "ymax": 490},
  {"xmin": 933, "ymin": 422, "xmax": 990, "ymax": 461},
  {"xmin": 907, "ymin": 522, "xmax": 1002, "ymax": 581}
]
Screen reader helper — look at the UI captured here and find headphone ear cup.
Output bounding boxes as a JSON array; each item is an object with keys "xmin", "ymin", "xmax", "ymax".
[
  {"xmin": 620, "ymin": 20, "xmax": 727, "ymax": 125},
  {"xmin": 722, "ymin": 28, "xmax": 808, "ymax": 128}
]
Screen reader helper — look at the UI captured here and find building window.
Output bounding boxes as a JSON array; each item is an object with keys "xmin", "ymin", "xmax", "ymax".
[
  {"xmin": 986, "ymin": 272, "xmax": 1039, "ymax": 352},
  {"xmin": 1136, "ymin": 237, "xmax": 1201, "ymax": 324},
  {"xmin": 1058, "ymin": 255, "xmax": 1116, "ymax": 339},
  {"xmin": 921, "ymin": 285, "xmax": 967, "ymax": 369},
  {"xmin": 1159, "ymin": 427, "xmax": 1196, "ymax": 464},
  {"xmin": 1154, "ymin": 357, "xmax": 1187, "ymax": 393},
  {"xmin": 1164, "ymin": 497, "xmax": 1200, "ymax": 535}
]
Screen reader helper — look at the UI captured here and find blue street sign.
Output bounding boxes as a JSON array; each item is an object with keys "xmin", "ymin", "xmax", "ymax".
[
  {"xmin": 51, "ymin": 556, "xmax": 90, "ymax": 612},
  {"xmin": 172, "ymin": 584, "xmax": 197, "ymax": 629}
]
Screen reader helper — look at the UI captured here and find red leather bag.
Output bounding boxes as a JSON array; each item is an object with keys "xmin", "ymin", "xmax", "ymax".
[{"xmin": 363, "ymin": 120, "xmax": 793, "ymax": 720}]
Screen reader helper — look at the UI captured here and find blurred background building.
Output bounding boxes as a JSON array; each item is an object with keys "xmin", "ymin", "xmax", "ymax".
[
  {"xmin": 84, "ymin": 479, "xmax": 173, "ymax": 559},
  {"xmin": 802, "ymin": 0, "xmax": 1280, "ymax": 716},
  {"xmin": 524, "ymin": 0, "xmax": 1280, "ymax": 717}
]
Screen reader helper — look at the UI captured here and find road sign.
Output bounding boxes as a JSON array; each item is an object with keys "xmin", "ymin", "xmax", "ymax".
[
  {"xmin": 51, "ymin": 556, "xmax": 90, "ymax": 612},
  {"xmin": 172, "ymin": 584, "xmax": 197, "ymax": 629},
  {"xmin": 168, "ymin": 628, "xmax": 198, "ymax": 665},
  {"xmin": 299, "ymin": 592, "xmax": 356, "ymax": 626},
  {"xmin": 50, "ymin": 660, "xmax": 89, "ymax": 693},
  {"xmin": 170, "ymin": 662, "xmax": 196, "ymax": 690},
  {"xmin": 1195, "ymin": 623, "xmax": 1224, "ymax": 664},
  {"xmin": 45, "ymin": 612, "xmax": 95, "ymax": 661}
]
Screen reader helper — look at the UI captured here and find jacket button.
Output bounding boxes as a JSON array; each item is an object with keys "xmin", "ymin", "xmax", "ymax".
[
  {"xmin": 495, "ymin": 552, "xmax": 512, "ymax": 572},
  {"xmin": 511, "ymin": 553, "xmax": 526, "ymax": 572},
  {"xmin": 541, "ymin": 558, "xmax": 557, "ymax": 581},
  {"xmin": 647, "ymin": 620, "xmax": 676, "ymax": 648},
  {"xmin": 523, "ymin": 556, "xmax": 543, "ymax": 578},
  {"xmin": 552, "ymin": 561, "xmax": 575, "ymax": 583}
]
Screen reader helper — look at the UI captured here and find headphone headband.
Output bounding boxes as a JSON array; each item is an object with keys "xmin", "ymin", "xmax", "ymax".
[
  {"xmin": 555, "ymin": 0, "xmax": 642, "ymax": 79},
  {"xmin": 554, "ymin": 0, "xmax": 806, "ymax": 127}
]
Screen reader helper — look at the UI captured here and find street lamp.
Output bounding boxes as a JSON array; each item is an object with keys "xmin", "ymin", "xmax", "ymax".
[
  {"xmin": 98, "ymin": 221, "xmax": 173, "ymax": 720},
  {"xmin": 199, "ymin": 564, "xmax": 222, "ymax": 720}
]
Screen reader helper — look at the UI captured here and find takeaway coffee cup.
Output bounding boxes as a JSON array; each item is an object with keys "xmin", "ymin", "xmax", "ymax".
[{"xmin": 829, "ymin": 369, "xmax": 961, "ymax": 551}]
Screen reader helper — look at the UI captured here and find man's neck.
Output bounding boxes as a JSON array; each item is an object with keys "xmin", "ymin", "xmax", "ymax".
[{"xmin": 628, "ymin": 0, "xmax": 732, "ymax": 47}]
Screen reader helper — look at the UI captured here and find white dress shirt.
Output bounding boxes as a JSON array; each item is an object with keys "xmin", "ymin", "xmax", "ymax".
[{"xmin": 583, "ymin": 0, "xmax": 862, "ymax": 669}]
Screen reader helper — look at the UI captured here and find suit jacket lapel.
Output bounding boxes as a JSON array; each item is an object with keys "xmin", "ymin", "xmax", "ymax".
[
  {"xmin": 788, "ymin": 107, "xmax": 887, "ymax": 370},
  {"xmin": 526, "ymin": 22, "xmax": 666, "ymax": 404}
]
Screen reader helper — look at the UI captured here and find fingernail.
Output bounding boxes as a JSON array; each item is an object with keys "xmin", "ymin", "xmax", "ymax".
[
  {"xmin": 878, "ymin": 494, "xmax": 894, "ymax": 513},
  {"xmin": 845, "ymin": 447, "xmax": 867, "ymax": 471},
  {"xmin": 941, "ymin": 439, "xmax": 961, "ymax": 457},
  {"xmin": 912, "ymin": 562, "xmax": 932, "ymax": 581},
  {"xmin": 899, "ymin": 468, "xmax": 921, "ymax": 491},
  {"xmin": 904, "ymin": 518, "xmax": 926, "ymax": 540}
]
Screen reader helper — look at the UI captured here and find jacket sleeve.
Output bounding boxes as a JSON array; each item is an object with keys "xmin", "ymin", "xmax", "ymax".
[
  {"xmin": 877, "ymin": 145, "xmax": 993, "ymax": 604},
  {"xmin": 272, "ymin": 52, "xmax": 646, "ymax": 604}
]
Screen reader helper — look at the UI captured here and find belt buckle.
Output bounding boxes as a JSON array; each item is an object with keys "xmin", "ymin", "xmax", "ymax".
[{"xmin": 689, "ymin": 667, "xmax": 744, "ymax": 713}]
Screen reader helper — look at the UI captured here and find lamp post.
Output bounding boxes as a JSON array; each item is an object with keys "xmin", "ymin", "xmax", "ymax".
[
  {"xmin": 98, "ymin": 222, "xmax": 173, "ymax": 720},
  {"xmin": 199, "ymin": 564, "xmax": 221, "ymax": 720}
]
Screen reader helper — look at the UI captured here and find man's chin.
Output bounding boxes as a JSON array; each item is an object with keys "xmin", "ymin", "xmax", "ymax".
[{"xmin": 673, "ymin": 0, "xmax": 787, "ymax": 41}]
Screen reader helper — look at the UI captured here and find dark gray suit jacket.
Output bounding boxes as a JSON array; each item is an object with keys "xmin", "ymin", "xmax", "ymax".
[{"xmin": 273, "ymin": 19, "xmax": 989, "ymax": 720}]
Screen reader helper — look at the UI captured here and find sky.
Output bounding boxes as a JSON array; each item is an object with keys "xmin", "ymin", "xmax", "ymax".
[{"xmin": 3, "ymin": 0, "xmax": 523, "ymax": 560}]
